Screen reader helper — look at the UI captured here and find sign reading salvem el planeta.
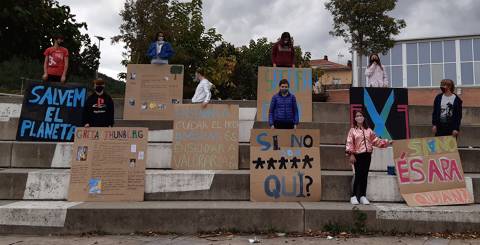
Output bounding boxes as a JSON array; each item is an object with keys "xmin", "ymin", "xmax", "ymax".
[{"xmin": 16, "ymin": 82, "xmax": 87, "ymax": 142}]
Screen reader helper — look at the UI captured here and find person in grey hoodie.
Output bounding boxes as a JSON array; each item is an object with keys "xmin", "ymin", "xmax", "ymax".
[{"xmin": 191, "ymin": 68, "xmax": 213, "ymax": 108}]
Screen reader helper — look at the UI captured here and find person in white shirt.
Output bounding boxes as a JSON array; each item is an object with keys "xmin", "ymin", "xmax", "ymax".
[
  {"xmin": 191, "ymin": 68, "xmax": 213, "ymax": 108},
  {"xmin": 365, "ymin": 54, "xmax": 389, "ymax": 87}
]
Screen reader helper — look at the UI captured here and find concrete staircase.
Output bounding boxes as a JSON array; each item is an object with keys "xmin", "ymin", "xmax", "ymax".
[{"xmin": 0, "ymin": 97, "xmax": 480, "ymax": 234}]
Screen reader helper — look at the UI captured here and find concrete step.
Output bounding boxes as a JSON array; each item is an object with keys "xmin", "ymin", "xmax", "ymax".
[
  {"xmin": 0, "ymin": 200, "xmax": 478, "ymax": 234},
  {"xmin": 0, "ymin": 169, "xmax": 477, "ymax": 203},
  {"xmin": 2, "ymin": 96, "xmax": 479, "ymax": 125},
  {"xmin": 2, "ymin": 142, "xmax": 480, "ymax": 173}
]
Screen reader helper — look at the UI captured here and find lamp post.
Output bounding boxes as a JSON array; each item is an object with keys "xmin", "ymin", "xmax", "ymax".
[{"xmin": 95, "ymin": 36, "xmax": 105, "ymax": 78}]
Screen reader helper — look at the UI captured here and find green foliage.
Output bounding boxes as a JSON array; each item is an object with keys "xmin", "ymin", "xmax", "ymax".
[
  {"xmin": 0, "ymin": 0, "xmax": 100, "ymax": 91},
  {"xmin": 325, "ymin": 0, "xmax": 406, "ymax": 56}
]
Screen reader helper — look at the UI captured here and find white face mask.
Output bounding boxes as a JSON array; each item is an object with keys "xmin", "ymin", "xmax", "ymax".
[{"xmin": 355, "ymin": 116, "xmax": 365, "ymax": 124}]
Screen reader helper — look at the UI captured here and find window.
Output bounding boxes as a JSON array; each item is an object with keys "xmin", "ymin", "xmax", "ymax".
[
  {"xmin": 419, "ymin": 42, "xmax": 430, "ymax": 64},
  {"xmin": 461, "ymin": 62, "xmax": 474, "ymax": 85},
  {"xmin": 460, "ymin": 39, "xmax": 473, "ymax": 62},
  {"xmin": 391, "ymin": 44, "xmax": 402, "ymax": 65},
  {"xmin": 379, "ymin": 51, "xmax": 390, "ymax": 66},
  {"xmin": 444, "ymin": 63, "xmax": 457, "ymax": 82},
  {"xmin": 432, "ymin": 64, "xmax": 444, "ymax": 86},
  {"xmin": 407, "ymin": 65, "xmax": 418, "ymax": 86},
  {"xmin": 419, "ymin": 64, "xmax": 431, "ymax": 86},
  {"xmin": 407, "ymin": 43, "xmax": 418, "ymax": 64},
  {"xmin": 444, "ymin": 40, "xmax": 456, "ymax": 62},
  {"xmin": 475, "ymin": 62, "xmax": 480, "ymax": 84},
  {"xmin": 391, "ymin": 66, "xmax": 403, "ymax": 88},
  {"xmin": 431, "ymin": 41, "xmax": 443, "ymax": 63},
  {"xmin": 474, "ymin": 39, "xmax": 480, "ymax": 61}
]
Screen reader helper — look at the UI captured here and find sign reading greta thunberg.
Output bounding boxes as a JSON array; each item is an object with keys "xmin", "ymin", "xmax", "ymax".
[
  {"xmin": 393, "ymin": 136, "xmax": 474, "ymax": 207},
  {"xmin": 123, "ymin": 64, "xmax": 184, "ymax": 120},
  {"xmin": 172, "ymin": 104, "xmax": 239, "ymax": 170},
  {"xmin": 257, "ymin": 67, "xmax": 312, "ymax": 122},
  {"xmin": 16, "ymin": 82, "xmax": 87, "ymax": 142},
  {"xmin": 250, "ymin": 129, "xmax": 321, "ymax": 202},
  {"xmin": 68, "ymin": 127, "xmax": 148, "ymax": 202}
]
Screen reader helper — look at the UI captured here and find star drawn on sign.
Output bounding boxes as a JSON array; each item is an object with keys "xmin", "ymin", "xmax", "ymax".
[
  {"xmin": 302, "ymin": 155, "xmax": 313, "ymax": 169},
  {"xmin": 267, "ymin": 158, "xmax": 277, "ymax": 170},
  {"xmin": 253, "ymin": 157, "xmax": 265, "ymax": 169}
]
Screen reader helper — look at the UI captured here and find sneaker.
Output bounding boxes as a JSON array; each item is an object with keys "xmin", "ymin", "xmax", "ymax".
[
  {"xmin": 350, "ymin": 196, "xmax": 359, "ymax": 205},
  {"xmin": 359, "ymin": 196, "xmax": 370, "ymax": 205}
]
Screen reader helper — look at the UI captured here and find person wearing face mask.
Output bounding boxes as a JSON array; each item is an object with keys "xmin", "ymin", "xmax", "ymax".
[
  {"xmin": 82, "ymin": 79, "xmax": 115, "ymax": 127},
  {"xmin": 272, "ymin": 32, "xmax": 295, "ymax": 68},
  {"xmin": 345, "ymin": 111, "xmax": 390, "ymax": 205},
  {"xmin": 191, "ymin": 68, "xmax": 213, "ymax": 108},
  {"xmin": 147, "ymin": 31, "xmax": 175, "ymax": 64},
  {"xmin": 268, "ymin": 79, "xmax": 299, "ymax": 129},
  {"xmin": 432, "ymin": 79, "xmax": 462, "ymax": 137},
  {"xmin": 365, "ymin": 53, "xmax": 389, "ymax": 87},
  {"xmin": 42, "ymin": 33, "xmax": 69, "ymax": 83}
]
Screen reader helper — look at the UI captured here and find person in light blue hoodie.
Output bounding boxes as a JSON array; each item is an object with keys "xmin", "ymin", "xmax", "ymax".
[{"xmin": 147, "ymin": 31, "xmax": 175, "ymax": 64}]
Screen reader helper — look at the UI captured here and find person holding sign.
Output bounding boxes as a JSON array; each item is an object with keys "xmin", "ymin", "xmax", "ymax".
[
  {"xmin": 82, "ymin": 79, "xmax": 114, "ymax": 127},
  {"xmin": 432, "ymin": 79, "xmax": 462, "ymax": 137},
  {"xmin": 191, "ymin": 68, "xmax": 213, "ymax": 108},
  {"xmin": 272, "ymin": 32, "xmax": 295, "ymax": 68},
  {"xmin": 268, "ymin": 79, "xmax": 299, "ymax": 129},
  {"xmin": 365, "ymin": 54, "xmax": 389, "ymax": 87},
  {"xmin": 42, "ymin": 33, "xmax": 69, "ymax": 83},
  {"xmin": 346, "ymin": 110, "xmax": 390, "ymax": 205},
  {"xmin": 147, "ymin": 31, "xmax": 175, "ymax": 64}
]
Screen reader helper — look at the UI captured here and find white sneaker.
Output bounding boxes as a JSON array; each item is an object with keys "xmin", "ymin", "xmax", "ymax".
[
  {"xmin": 359, "ymin": 196, "xmax": 370, "ymax": 205},
  {"xmin": 350, "ymin": 196, "xmax": 359, "ymax": 205}
]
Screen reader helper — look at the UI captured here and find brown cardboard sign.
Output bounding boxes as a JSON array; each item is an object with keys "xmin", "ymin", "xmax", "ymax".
[
  {"xmin": 250, "ymin": 129, "xmax": 321, "ymax": 202},
  {"xmin": 123, "ymin": 64, "xmax": 184, "ymax": 120},
  {"xmin": 171, "ymin": 104, "xmax": 239, "ymax": 170},
  {"xmin": 256, "ymin": 67, "xmax": 312, "ymax": 122},
  {"xmin": 393, "ymin": 136, "xmax": 474, "ymax": 206},
  {"xmin": 68, "ymin": 127, "xmax": 148, "ymax": 202}
]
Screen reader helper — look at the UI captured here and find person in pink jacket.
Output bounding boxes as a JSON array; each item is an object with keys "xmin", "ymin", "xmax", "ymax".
[
  {"xmin": 345, "ymin": 110, "xmax": 391, "ymax": 205},
  {"xmin": 365, "ymin": 53, "xmax": 389, "ymax": 87}
]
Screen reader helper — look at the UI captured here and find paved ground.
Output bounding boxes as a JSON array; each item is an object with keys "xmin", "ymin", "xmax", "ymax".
[{"xmin": 0, "ymin": 234, "xmax": 478, "ymax": 245}]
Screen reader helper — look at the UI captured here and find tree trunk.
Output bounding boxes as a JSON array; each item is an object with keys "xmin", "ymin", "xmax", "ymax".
[{"xmin": 357, "ymin": 52, "xmax": 364, "ymax": 87}]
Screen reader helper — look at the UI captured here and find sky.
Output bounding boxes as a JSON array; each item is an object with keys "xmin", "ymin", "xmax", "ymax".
[{"xmin": 58, "ymin": 0, "xmax": 480, "ymax": 79}]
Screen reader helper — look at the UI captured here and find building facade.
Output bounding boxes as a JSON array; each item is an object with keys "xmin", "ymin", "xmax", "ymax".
[
  {"xmin": 352, "ymin": 34, "xmax": 480, "ymax": 88},
  {"xmin": 310, "ymin": 56, "xmax": 352, "ymax": 88}
]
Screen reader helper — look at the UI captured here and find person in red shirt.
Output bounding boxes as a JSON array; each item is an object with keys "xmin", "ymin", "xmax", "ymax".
[
  {"xmin": 271, "ymin": 32, "xmax": 295, "ymax": 68},
  {"xmin": 42, "ymin": 34, "xmax": 69, "ymax": 83}
]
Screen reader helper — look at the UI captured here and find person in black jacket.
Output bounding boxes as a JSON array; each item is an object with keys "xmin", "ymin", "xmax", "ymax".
[
  {"xmin": 432, "ymin": 79, "xmax": 462, "ymax": 137},
  {"xmin": 83, "ymin": 79, "xmax": 115, "ymax": 127}
]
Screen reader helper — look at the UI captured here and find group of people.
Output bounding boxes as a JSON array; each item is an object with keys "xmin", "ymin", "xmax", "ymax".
[{"xmin": 42, "ymin": 32, "xmax": 463, "ymax": 205}]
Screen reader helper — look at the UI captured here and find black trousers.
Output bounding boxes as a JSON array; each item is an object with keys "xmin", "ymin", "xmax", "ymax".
[
  {"xmin": 273, "ymin": 122, "xmax": 294, "ymax": 129},
  {"xmin": 46, "ymin": 75, "xmax": 62, "ymax": 83},
  {"xmin": 436, "ymin": 123, "xmax": 455, "ymax": 136},
  {"xmin": 352, "ymin": 152, "xmax": 372, "ymax": 199}
]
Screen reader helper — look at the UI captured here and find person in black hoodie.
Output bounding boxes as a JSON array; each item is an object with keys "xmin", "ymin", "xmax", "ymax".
[
  {"xmin": 432, "ymin": 79, "xmax": 462, "ymax": 137},
  {"xmin": 83, "ymin": 79, "xmax": 115, "ymax": 127}
]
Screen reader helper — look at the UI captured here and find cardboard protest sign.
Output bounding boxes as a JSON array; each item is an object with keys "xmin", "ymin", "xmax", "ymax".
[
  {"xmin": 16, "ymin": 82, "xmax": 87, "ymax": 142},
  {"xmin": 257, "ymin": 67, "xmax": 312, "ymax": 122},
  {"xmin": 350, "ymin": 87, "xmax": 409, "ymax": 140},
  {"xmin": 172, "ymin": 104, "xmax": 239, "ymax": 170},
  {"xmin": 68, "ymin": 127, "xmax": 148, "ymax": 202},
  {"xmin": 0, "ymin": 103, "xmax": 21, "ymax": 121},
  {"xmin": 393, "ymin": 136, "xmax": 474, "ymax": 206},
  {"xmin": 123, "ymin": 64, "xmax": 184, "ymax": 120},
  {"xmin": 250, "ymin": 129, "xmax": 321, "ymax": 202}
]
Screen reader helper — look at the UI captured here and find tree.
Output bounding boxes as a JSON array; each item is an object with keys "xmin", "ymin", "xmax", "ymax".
[
  {"xmin": 0, "ymin": 0, "xmax": 100, "ymax": 92},
  {"xmin": 325, "ymin": 0, "xmax": 406, "ymax": 86}
]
